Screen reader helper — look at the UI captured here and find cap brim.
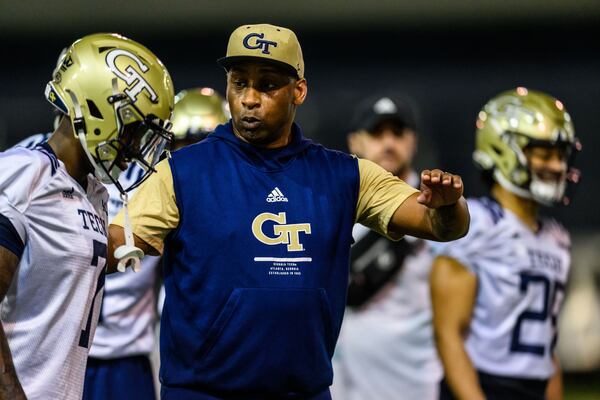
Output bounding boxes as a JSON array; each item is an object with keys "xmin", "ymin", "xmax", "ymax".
[
  {"xmin": 217, "ymin": 56, "xmax": 300, "ymax": 79},
  {"xmin": 359, "ymin": 114, "xmax": 415, "ymax": 133}
]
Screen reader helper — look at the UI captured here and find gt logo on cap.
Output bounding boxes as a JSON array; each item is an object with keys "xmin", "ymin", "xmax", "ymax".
[
  {"xmin": 105, "ymin": 49, "xmax": 158, "ymax": 103},
  {"xmin": 243, "ymin": 33, "xmax": 278, "ymax": 55}
]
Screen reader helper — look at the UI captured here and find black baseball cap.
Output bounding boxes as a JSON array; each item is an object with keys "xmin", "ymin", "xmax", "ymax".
[{"xmin": 350, "ymin": 95, "xmax": 417, "ymax": 134}]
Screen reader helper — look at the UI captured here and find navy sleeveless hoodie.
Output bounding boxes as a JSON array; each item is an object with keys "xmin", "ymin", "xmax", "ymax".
[{"xmin": 161, "ymin": 122, "xmax": 359, "ymax": 398}]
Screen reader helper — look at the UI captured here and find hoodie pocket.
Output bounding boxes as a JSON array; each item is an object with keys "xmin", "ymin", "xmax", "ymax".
[{"xmin": 196, "ymin": 287, "xmax": 335, "ymax": 394}]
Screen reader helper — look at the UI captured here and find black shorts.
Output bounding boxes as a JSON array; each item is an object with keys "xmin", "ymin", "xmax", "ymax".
[
  {"xmin": 439, "ymin": 370, "xmax": 548, "ymax": 400},
  {"xmin": 83, "ymin": 355, "xmax": 156, "ymax": 400}
]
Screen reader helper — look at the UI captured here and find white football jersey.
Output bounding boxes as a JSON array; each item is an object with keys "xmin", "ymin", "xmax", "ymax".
[
  {"xmin": 89, "ymin": 163, "xmax": 161, "ymax": 359},
  {"xmin": 431, "ymin": 197, "xmax": 571, "ymax": 380},
  {"xmin": 14, "ymin": 134, "xmax": 161, "ymax": 359},
  {"xmin": 332, "ymin": 172, "xmax": 442, "ymax": 400},
  {"xmin": 13, "ymin": 132, "xmax": 51, "ymax": 149},
  {"xmin": 0, "ymin": 144, "xmax": 108, "ymax": 399}
]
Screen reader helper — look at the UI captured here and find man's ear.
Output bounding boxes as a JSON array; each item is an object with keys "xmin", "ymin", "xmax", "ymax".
[{"xmin": 293, "ymin": 78, "xmax": 308, "ymax": 106}]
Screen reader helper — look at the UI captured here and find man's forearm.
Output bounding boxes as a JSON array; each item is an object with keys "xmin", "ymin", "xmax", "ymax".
[
  {"xmin": 429, "ymin": 197, "xmax": 469, "ymax": 241},
  {"xmin": 107, "ymin": 225, "xmax": 159, "ymax": 274},
  {"xmin": 546, "ymin": 355, "xmax": 563, "ymax": 400},
  {"xmin": 436, "ymin": 332, "xmax": 485, "ymax": 400},
  {"xmin": 0, "ymin": 325, "xmax": 25, "ymax": 400}
]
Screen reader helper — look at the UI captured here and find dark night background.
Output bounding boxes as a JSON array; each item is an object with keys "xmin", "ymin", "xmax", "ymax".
[{"xmin": 1, "ymin": 2, "xmax": 599, "ymax": 396}]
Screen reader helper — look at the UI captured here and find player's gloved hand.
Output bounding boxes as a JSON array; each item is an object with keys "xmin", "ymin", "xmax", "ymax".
[{"xmin": 417, "ymin": 169, "xmax": 464, "ymax": 209}]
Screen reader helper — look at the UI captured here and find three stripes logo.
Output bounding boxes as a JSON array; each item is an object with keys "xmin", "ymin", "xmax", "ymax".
[{"xmin": 266, "ymin": 187, "xmax": 288, "ymax": 203}]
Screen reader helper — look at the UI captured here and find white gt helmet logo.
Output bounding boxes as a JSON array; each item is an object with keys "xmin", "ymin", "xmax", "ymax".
[{"xmin": 105, "ymin": 49, "xmax": 158, "ymax": 103}]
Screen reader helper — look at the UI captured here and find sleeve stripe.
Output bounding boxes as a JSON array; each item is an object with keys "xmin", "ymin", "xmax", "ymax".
[
  {"xmin": 34, "ymin": 142, "xmax": 59, "ymax": 175},
  {"xmin": 0, "ymin": 213, "xmax": 24, "ymax": 258}
]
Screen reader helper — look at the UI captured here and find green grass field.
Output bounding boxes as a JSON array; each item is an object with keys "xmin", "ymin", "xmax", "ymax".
[{"xmin": 564, "ymin": 371, "xmax": 600, "ymax": 400}]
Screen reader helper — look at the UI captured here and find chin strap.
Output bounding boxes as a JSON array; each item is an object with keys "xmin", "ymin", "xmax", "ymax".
[{"xmin": 113, "ymin": 192, "xmax": 144, "ymax": 272}]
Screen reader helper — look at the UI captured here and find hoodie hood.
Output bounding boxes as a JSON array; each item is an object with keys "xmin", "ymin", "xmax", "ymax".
[{"xmin": 211, "ymin": 121, "xmax": 313, "ymax": 172}]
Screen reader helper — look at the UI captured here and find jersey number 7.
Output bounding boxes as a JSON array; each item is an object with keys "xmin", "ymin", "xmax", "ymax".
[{"xmin": 79, "ymin": 240, "xmax": 107, "ymax": 349}]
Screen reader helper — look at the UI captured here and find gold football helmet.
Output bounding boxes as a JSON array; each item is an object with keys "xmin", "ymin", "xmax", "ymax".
[
  {"xmin": 45, "ymin": 33, "xmax": 174, "ymax": 192},
  {"xmin": 473, "ymin": 87, "xmax": 581, "ymax": 205},
  {"xmin": 171, "ymin": 87, "xmax": 229, "ymax": 143}
]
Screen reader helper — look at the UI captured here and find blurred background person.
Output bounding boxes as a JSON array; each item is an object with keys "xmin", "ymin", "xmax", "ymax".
[
  {"xmin": 332, "ymin": 95, "xmax": 442, "ymax": 400},
  {"xmin": 430, "ymin": 87, "xmax": 581, "ymax": 400}
]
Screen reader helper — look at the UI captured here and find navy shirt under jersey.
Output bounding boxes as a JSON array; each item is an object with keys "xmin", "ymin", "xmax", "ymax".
[{"xmin": 0, "ymin": 213, "xmax": 24, "ymax": 257}]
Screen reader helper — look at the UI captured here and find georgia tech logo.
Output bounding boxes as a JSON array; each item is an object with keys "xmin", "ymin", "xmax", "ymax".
[
  {"xmin": 252, "ymin": 212, "xmax": 311, "ymax": 252},
  {"xmin": 105, "ymin": 49, "xmax": 158, "ymax": 103},
  {"xmin": 243, "ymin": 33, "xmax": 278, "ymax": 55}
]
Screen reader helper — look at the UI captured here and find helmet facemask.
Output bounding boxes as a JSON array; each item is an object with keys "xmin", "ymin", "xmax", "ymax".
[
  {"xmin": 487, "ymin": 131, "xmax": 580, "ymax": 207},
  {"xmin": 71, "ymin": 87, "xmax": 173, "ymax": 194},
  {"xmin": 106, "ymin": 92, "xmax": 172, "ymax": 193},
  {"xmin": 529, "ymin": 174, "xmax": 566, "ymax": 206},
  {"xmin": 525, "ymin": 139, "xmax": 581, "ymax": 206}
]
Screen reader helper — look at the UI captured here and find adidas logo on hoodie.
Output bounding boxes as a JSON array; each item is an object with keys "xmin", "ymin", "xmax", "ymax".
[{"xmin": 266, "ymin": 187, "xmax": 288, "ymax": 202}]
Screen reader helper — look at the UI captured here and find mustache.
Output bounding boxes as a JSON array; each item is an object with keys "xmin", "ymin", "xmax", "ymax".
[{"xmin": 376, "ymin": 148, "xmax": 401, "ymax": 161}]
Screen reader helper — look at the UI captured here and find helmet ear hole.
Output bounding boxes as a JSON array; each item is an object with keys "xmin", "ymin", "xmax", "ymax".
[
  {"xmin": 98, "ymin": 46, "xmax": 115, "ymax": 54},
  {"xmin": 490, "ymin": 144, "xmax": 502, "ymax": 156},
  {"xmin": 86, "ymin": 99, "xmax": 104, "ymax": 119}
]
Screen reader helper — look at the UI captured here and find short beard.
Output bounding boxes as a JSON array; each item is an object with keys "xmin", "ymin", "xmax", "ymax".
[
  {"xmin": 394, "ymin": 164, "xmax": 409, "ymax": 178},
  {"xmin": 376, "ymin": 152, "xmax": 406, "ymax": 177}
]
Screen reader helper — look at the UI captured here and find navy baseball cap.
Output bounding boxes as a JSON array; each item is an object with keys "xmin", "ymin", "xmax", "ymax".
[{"xmin": 351, "ymin": 95, "xmax": 417, "ymax": 134}]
